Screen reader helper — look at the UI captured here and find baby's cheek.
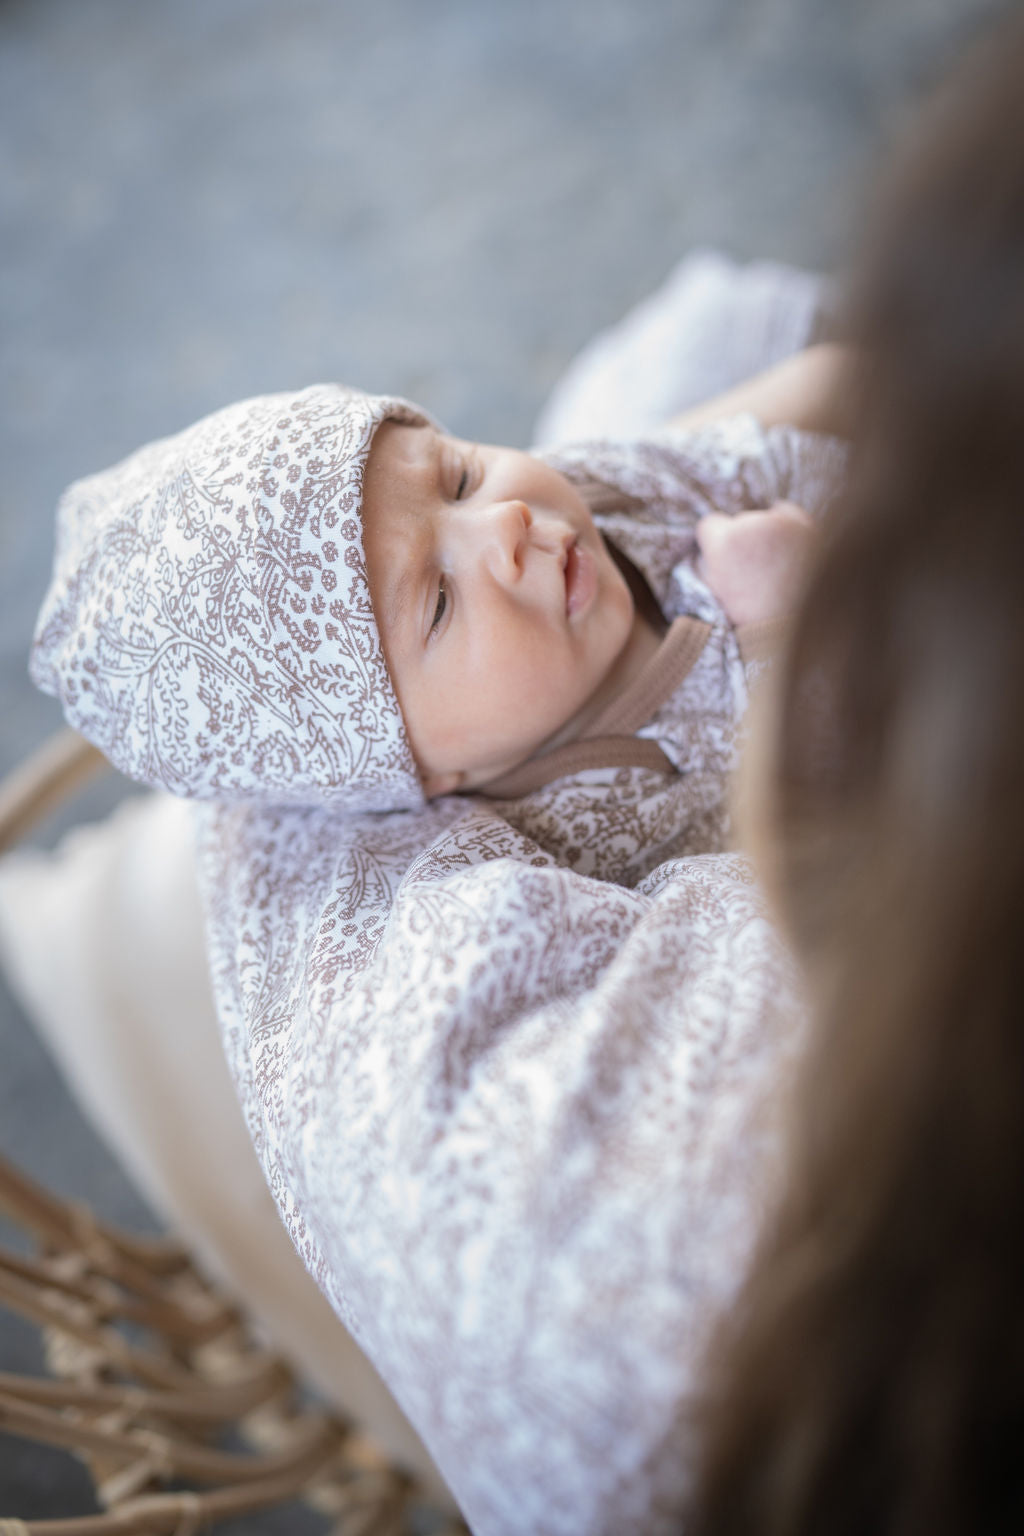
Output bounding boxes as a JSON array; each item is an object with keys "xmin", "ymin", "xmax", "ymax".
[{"xmin": 506, "ymin": 638, "xmax": 574, "ymax": 727}]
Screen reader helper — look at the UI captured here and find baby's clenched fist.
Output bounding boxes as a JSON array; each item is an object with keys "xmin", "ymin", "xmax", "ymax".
[{"xmin": 695, "ymin": 501, "xmax": 816, "ymax": 629}]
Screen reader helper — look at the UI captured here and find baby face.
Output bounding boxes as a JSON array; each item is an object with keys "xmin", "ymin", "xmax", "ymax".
[{"xmin": 362, "ymin": 421, "xmax": 636, "ymax": 795}]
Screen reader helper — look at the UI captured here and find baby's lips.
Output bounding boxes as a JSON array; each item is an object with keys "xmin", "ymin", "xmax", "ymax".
[{"xmin": 564, "ymin": 539, "xmax": 597, "ymax": 618}]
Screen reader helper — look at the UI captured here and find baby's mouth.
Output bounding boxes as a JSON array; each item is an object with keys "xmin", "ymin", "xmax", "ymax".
[{"xmin": 564, "ymin": 539, "xmax": 597, "ymax": 618}]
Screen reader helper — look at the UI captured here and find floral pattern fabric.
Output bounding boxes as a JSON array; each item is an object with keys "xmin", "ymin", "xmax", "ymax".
[
  {"xmin": 199, "ymin": 793, "xmax": 802, "ymax": 1535},
  {"xmin": 30, "ymin": 384, "xmax": 430, "ymax": 812},
  {"xmin": 30, "ymin": 250, "xmax": 849, "ymax": 1532},
  {"xmin": 196, "ymin": 412, "xmax": 845, "ymax": 1534}
]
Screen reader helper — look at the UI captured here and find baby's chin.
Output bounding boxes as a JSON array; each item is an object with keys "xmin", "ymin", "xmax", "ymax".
[{"xmin": 419, "ymin": 717, "xmax": 570, "ymax": 797}]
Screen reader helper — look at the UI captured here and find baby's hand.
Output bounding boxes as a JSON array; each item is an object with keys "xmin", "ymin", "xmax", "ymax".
[{"xmin": 695, "ymin": 501, "xmax": 816, "ymax": 629}]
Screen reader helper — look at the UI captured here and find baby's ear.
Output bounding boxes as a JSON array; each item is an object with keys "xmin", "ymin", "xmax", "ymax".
[{"xmin": 421, "ymin": 769, "xmax": 464, "ymax": 799}]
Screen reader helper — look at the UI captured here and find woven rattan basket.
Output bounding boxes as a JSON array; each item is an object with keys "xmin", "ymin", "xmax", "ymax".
[{"xmin": 0, "ymin": 729, "xmax": 466, "ymax": 1535}]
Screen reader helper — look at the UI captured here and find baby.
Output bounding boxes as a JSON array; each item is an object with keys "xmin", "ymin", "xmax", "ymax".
[
  {"xmin": 30, "ymin": 347, "xmax": 840, "ymax": 814},
  {"xmin": 360, "ymin": 417, "xmax": 814, "ymax": 798}
]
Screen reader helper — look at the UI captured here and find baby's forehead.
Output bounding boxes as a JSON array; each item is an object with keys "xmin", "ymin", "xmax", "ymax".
[
  {"xmin": 362, "ymin": 420, "xmax": 449, "ymax": 528},
  {"xmin": 361, "ymin": 423, "xmax": 438, "ymax": 638},
  {"xmin": 369, "ymin": 417, "xmax": 433, "ymax": 471}
]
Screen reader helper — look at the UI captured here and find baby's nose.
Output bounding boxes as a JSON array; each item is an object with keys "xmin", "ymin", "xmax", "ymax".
[{"xmin": 470, "ymin": 499, "xmax": 532, "ymax": 581}]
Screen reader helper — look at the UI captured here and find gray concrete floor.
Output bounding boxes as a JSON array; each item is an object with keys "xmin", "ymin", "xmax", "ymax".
[{"xmin": 0, "ymin": 0, "xmax": 1012, "ymax": 1518}]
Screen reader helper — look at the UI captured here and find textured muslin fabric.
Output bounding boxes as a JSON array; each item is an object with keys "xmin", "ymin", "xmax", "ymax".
[
  {"xmin": 197, "ymin": 798, "xmax": 803, "ymax": 1536},
  {"xmin": 30, "ymin": 383, "xmax": 431, "ymax": 812},
  {"xmin": 196, "ymin": 404, "xmax": 845, "ymax": 1535},
  {"xmin": 14, "ymin": 252, "xmax": 844, "ymax": 1533}
]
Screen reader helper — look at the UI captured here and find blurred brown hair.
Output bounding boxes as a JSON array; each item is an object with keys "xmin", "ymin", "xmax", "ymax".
[{"xmin": 689, "ymin": 16, "xmax": 1024, "ymax": 1535}]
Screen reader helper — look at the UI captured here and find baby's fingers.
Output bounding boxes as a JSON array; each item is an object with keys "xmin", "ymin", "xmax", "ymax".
[{"xmin": 695, "ymin": 502, "xmax": 816, "ymax": 627}]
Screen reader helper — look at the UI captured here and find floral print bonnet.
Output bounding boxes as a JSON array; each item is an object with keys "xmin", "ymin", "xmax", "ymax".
[{"xmin": 31, "ymin": 384, "xmax": 432, "ymax": 812}]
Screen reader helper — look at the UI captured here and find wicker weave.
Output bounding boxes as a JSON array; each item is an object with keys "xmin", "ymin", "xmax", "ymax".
[{"xmin": 0, "ymin": 731, "xmax": 467, "ymax": 1535}]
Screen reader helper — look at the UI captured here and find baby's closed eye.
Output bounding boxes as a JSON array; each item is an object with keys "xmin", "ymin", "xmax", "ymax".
[{"xmin": 430, "ymin": 576, "xmax": 448, "ymax": 634}]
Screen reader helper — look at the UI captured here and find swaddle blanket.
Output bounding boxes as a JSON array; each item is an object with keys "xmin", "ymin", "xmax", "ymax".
[
  {"xmin": 195, "ymin": 408, "xmax": 844, "ymax": 1536},
  {"xmin": 30, "ymin": 384, "xmax": 430, "ymax": 812},
  {"xmin": 198, "ymin": 783, "xmax": 799, "ymax": 1536},
  {"xmin": 25, "ymin": 252, "xmax": 846, "ymax": 1532}
]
